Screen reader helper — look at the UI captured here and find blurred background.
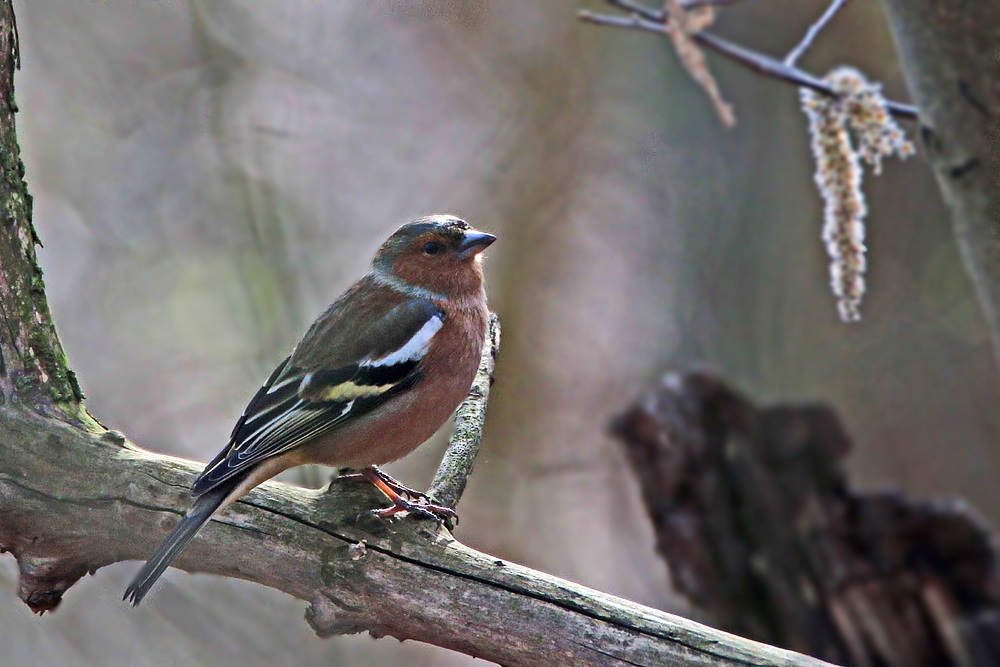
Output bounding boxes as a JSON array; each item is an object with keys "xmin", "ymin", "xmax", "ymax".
[{"xmin": 2, "ymin": 1, "xmax": 998, "ymax": 665}]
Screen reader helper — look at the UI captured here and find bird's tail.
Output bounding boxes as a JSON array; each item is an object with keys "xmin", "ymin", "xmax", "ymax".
[{"xmin": 123, "ymin": 478, "xmax": 239, "ymax": 607}]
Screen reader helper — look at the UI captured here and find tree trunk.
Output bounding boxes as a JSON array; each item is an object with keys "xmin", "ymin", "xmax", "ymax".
[{"xmin": 881, "ymin": 0, "xmax": 1000, "ymax": 364}]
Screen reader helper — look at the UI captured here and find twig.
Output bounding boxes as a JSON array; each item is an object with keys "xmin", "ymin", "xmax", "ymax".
[
  {"xmin": 577, "ymin": 2, "xmax": 919, "ymax": 120},
  {"xmin": 680, "ymin": 0, "xmax": 744, "ymax": 8},
  {"xmin": 427, "ymin": 313, "xmax": 500, "ymax": 510},
  {"xmin": 605, "ymin": 0, "xmax": 663, "ymax": 21},
  {"xmin": 784, "ymin": 0, "xmax": 852, "ymax": 67}
]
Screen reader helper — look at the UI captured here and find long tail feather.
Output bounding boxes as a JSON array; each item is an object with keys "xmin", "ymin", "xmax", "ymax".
[{"xmin": 123, "ymin": 479, "xmax": 238, "ymax": 606}]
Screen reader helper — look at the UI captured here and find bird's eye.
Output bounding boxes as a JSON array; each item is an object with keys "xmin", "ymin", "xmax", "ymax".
[{"xmin": 423, "ymin": 241, "xmax": 443, "ymax": 256}]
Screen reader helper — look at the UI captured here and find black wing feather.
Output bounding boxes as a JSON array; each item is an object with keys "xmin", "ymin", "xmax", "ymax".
[{"xmin": 191, "ymin": 302, "xmax": 442, "ymax": 496}]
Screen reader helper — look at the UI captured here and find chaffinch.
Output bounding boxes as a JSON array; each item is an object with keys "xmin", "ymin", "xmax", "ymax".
[{"xmin": 125, "ymin": 215, "xmax": 495, "ymax": 606}]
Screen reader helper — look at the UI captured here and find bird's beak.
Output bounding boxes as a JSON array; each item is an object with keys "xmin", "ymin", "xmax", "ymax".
[{"xmin": 457, "ymin": 230, "xmax": 497, "ymax": 258}]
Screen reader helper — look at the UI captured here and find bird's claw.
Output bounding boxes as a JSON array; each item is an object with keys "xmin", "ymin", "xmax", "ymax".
[
  {"xmin": 338, "ymin": 467, "xmax": 430, "ymax": 500},
  {"xmin": 377, "ymin": 477, "xmax": 430, "ymax": 501},
  {"xmin": 372, "ymin": 497, "xmax": 457, "ymax": 523}
]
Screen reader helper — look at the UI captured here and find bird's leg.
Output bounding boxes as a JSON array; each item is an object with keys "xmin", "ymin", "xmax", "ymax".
[
  {"xmin": 336, "ymin": 466, "xmax": 429, "ymax": 500},
  {"xmin": 361, "ymin": 467, "xmax": 457, "ymax": 522},
  {"xmin": 368, "ymin": 466, "xmax": 430, "ymax": 500}
]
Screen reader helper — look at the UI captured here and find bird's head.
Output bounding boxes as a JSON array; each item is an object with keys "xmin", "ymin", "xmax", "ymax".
[{"xmin": 373, "ymin": 215, "xmax": 496, "ymax": 300}]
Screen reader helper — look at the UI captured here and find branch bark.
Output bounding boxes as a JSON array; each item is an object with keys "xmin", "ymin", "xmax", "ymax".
[
  {"xmin": 1, "ymin": 406, "xmax": 836, "ymax": 667},
  {"xmin": 0, "ymin": 0, "xmax": 84, "ymax": 417},
  {"xmin": 879, "ymin": 0, "xmax": 1000, "ymax": 364}
]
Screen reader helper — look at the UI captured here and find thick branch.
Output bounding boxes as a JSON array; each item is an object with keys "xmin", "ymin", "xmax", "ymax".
[
  {"xmin": 0, "ymin": 407, "xmax": 836, "ymax": 667},
  {"xmin": 880, "ymin": 0, "xmax": 1000, "ymax": 366},
  {"xmin": 0, "ymin": 0, "xmax": 83, "ymax": 414}
]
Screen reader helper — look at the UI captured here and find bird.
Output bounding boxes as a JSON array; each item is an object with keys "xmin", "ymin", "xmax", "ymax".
[{"xmin": 124, "ymin": 214, "xmax": 495, "ymax": 606}]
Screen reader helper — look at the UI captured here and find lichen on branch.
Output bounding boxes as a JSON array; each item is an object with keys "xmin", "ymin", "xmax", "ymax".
[{"xmin": 0, "ymin": 0, "xmax": 84, "ymax": 417}]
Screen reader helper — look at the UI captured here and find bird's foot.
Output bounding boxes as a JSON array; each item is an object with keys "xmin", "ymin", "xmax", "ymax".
[
  {"xmin": 372, "ymin": 497, "xmax": 457, "ymax": 523},
  {"xmin": 359, "ymin": 466, "xmax": 456, "ymax": 523},
  {"xmin": 337, "ymin": 466, "xmax": 429, "ymax": 500},
  {"xmin": 368, "ymin": 466, "xmax": 430, "ymax": 500}
]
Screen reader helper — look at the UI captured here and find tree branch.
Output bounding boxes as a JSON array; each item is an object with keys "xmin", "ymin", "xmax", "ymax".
[
  {"xmin": 784, "ymin": 0, "xmax": 851, "ymax": 67},
  {"xmin": 577, "ymin": 0, "xmax": 919, "ymax": 121},
  {"xmin": 427, "ymin": 313, "xmax": 500, "ymax": 510},
  {"xmin": 0, "ymin": 0, "xmax": 85, "ymax": 417},
  {"xmin": 0, "ymin": 407, "xmax": 837, "ymax": 666}
]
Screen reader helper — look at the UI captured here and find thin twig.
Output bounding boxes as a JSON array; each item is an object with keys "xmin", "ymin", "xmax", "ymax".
[
  {"xmin": 427, "ymin": 313, "xmax": 500, "ymax": 510},
  {"xmin": 606, "ymin": 0, "xmax": 663, "ymax": 21},
  {"xmin": 578, "ymin": 3, "xmax": 919, "ymax": 121},
  {"xmin": 784, "ymin": 0, "xmax": 852, "ymax": 67},
  {"xmin": 680, "ymin": 0, "xmax": 745, "ymax": 8}
]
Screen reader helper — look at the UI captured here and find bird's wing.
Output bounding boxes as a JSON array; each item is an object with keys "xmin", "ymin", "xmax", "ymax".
[{"xmin": 192, "ymin": 287, "xmax": 444, "ymax": 495}]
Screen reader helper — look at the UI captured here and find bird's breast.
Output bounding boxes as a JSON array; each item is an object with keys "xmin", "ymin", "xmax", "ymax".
[{"xmin": 312, "ymin": 302, "xmax": 489, "ymax": 468}]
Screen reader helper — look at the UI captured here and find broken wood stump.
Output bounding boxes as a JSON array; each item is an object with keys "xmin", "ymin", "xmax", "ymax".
[{"xmin": 611, "ymin": 371, "xmax": 1000, "ymax": 667}]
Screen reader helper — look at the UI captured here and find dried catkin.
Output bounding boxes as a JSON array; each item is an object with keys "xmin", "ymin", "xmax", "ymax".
[{"xmin": 801, "ymin": 67, "xmax": 914, "ymax": 322}]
